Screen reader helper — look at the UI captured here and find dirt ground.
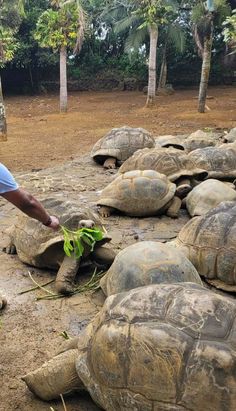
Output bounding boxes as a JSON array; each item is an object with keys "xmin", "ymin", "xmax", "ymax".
[
  {"xmin": 1, "ymin": 86, "xmax": 236, "ymax": 172},
  {"xmin": 0, "ymin": 87, "xmax": 236, "ymax": 411}
]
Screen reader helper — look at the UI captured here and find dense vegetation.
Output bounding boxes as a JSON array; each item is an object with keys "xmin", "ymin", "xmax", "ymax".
[{"xmin": 0, "ymin": 0, "xmax": 235, "ymax": 121}]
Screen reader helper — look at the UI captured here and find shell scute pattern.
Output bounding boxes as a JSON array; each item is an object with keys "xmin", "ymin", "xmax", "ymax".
[
  {"xmin": 188, "ymin": 147, "xmax": 236, "ymax": 178},
  {"xmin": 173, "ymin": 201, "xmax": 236, "ymax": 289},
  {"xmin": 76, "ymin": 283, "xmax": 236, "ymax": 411},
  {"xmin": 98, "ymin": 170, "xmax": 176, "ymax": 216},
  {"xmin": 119, "ymin": 147, "xmax": 206, "ymax": 181},
  {"xmin": 100, "ymin": 241, "xmax": 202, "ymax": 297},
  {"xmin": 91, "ymin": 126, "xmax": 155, "ymax": 163}
]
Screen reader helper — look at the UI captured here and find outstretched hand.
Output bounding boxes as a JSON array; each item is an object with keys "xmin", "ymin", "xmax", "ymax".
[{"xmin": 47, "ymin": 216, "xmax": 60, "ymax": 230}]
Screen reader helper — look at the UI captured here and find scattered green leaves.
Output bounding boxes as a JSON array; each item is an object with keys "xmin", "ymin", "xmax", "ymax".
[{"xmin": 60, "ymin": 225, "xmax": 104, "ymax": 259}]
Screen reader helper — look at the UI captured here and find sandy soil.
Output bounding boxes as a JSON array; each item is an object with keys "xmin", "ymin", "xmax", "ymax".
[{"xmin": 0, "ymin": 87, "xmax": 236, "ymax": 411}]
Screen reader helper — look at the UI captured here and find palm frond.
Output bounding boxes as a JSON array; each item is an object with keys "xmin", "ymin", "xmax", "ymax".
[
  {"xmin": 114, "ymin": 14, "xmax": 140, "ymax": 34},
  {"xmin": 124, "ymin": 25, "xmax": 148, "ymax": 53},
  {"xmin": 73, "ymin": 4, "xmax": 86, "ymax": 54},
  {"xmin": 168, "ymin": 24, "xmax": 186, "ymax": 53}
]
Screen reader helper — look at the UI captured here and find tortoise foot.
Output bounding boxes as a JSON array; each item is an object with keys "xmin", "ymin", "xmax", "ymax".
[
  {"xmin": 3, "ymin": 243, "xmax": 16, "ymax": 255},
  {"xmin": 55, "ymin": 281, "xmax": 75, "ymax": 296},
  {"xmin": 98, "ymin": 206, "xmax": 112, "ymax": 218},
  {"xmin": 103, "ymin": 158, "xmax": 116, "ymax": 169}
]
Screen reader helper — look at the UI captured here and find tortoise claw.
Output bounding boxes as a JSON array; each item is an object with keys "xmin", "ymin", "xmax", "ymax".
[{"xmin": 3, "ymin": 244, "xmax": 17, "ymax": 255}]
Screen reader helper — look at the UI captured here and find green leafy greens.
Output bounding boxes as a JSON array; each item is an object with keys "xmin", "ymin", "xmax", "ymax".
[{"xmin": 60, "ymin": 225, "xmax": 104, "ymax": 259}]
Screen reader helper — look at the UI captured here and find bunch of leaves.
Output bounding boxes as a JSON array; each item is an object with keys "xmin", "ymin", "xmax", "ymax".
[
  {"xmin": 223, "ymin": 9, "xmax": 236, "ymax": 43},
  {"xmin": 34, "ymin": 3, "xmax": 81, "ymax": 50},
  {"xmin": 61, "ymin": 225, "xmax": 104, "ymax": 259}
]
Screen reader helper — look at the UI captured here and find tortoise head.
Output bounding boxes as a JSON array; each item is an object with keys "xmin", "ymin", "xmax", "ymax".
[{"xmin": 78, "ymin": 219, "xmax": 95, "ymax": 229}]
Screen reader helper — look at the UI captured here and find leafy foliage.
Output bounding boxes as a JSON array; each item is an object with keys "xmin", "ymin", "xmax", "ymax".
[
  {"xmin": 34, "ymin": 3, "xmax": 81, "ymax": 50},
  {"xmin": 61, "ymin": 225, "xmax": 104, "ymax": 259},
  {"xmin": 223, "ymin": 9, "xmax": 236, "ymax": 43}
]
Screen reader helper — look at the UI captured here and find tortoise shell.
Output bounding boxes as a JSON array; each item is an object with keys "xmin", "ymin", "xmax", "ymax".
[
  {"xmin": 172, "ymin": 201, "xmax": 236, "ymax": 291},
  {"xmin": 76, "ymin": 282, "xmax": 236, "ymax": 411},
  {"xmin": 91, "ymin": 126, "xmax": 155, "ymax": 164},
  {"xmin": 97, "ymin": 170, "xmax": 176, "ymax": 217},
  {"xmin": 154, "ymin": 130, "xmax": 221, "ymax": 153},
  {"xmin": 119, "ymin": 147, "xmax": 208, "ymax": 181},
  {"xmin": 224, "ymin": 127, "xmax": 236, "ymax": 143},
  {"xmin": 9, "ymin": 197, "xmax": 101, "ymax": 269},
  {"xmin": 188, "ymin": 146, "xmax": 236, "ymax": 179},
  {"xmin": 186, "ymin": 179, "xmax": 236, "ymax": 217},
  {"xmin": 100, "ymin": 241, "xmax": 202, "ymax": 296}
]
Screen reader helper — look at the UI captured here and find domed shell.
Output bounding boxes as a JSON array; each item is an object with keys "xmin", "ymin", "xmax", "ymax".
[
  {"xmin": 224, "ymin": 127, "xmax": 236, "ymax": 143},
  {"xmin": 91, "ymin": 126, "xmax": 155, "ymax": 164},
  {"xmin": 11, "ymin": 197, "xmax": 101, "ymax": 269},
  {"xmin": 186, "ymin": 179, "xmax": 236, "ymax": 216},
  {"xmin": 100, "ymin": 241, "xmax": 202, "ymax": 296},
  {"xmin": 183, "ymin": 130, "xmax": 221, "ymax": 153},
  {"xmin": 172, "ymin": 201, "xmax": 236, "ymax": 291},
  {"xmin": 97, "ymin": 170, "xmax": 176, "ymax": 217},
  {"xmin": 119, "ymin": 147, "xmax": 208, "ymax": 181},
  {"xmin": 76, "ymin": 282, "xmax": 236, "ymax": 411},
  {"xmin": 188, "ymin": 146, "xmax": 236, "ymax": 178},
  {"xmin": 154, "ymin": 134, "xmax": 187, "ymax": 150}
]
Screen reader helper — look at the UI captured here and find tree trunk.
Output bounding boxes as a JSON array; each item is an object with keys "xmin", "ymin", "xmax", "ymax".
[
  {"xmin": 0, "ymin": 74, "xmax": 7, "ymax": 141},
  {"xmin": 198, "ymin": 23, "xmax": 213, "ymax": 113},
  {"xmin": 60, "ymin": 46, "xmax": 68, "ymax": 113},
  {"xmin": 146, "ymin": 26, "xmax": 158, "ymax": 107},
  {"xmin": 158, "ymin": 48, "xmax": 167, "ymax": 90}
]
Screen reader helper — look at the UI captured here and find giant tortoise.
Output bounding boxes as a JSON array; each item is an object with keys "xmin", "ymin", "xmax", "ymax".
[
  {"xmin": 91, "ymin": 126, "xmax": 155, "ymax": 169},
  {"xmin": 172, "ymin": 201, "xmax": 236, "ymax": 291},
  {"xmin": 23, "ymin": 282, "xmax": 236, "ymax": 411},
  {"xmin": 5, "ymin": 197, "xmax": 115, "ymax": 295},
  {"xmin": 188, "ymin": 146, "xmax": 236, "ymax": 179},
  {"xmin": 97, "ymin": 170, "xmax": 182, "ymax": 218},
  {"xmin": 186, "ymin": 179, "xmax": 236, "ymax": 216},
  {"xmin": 155, "ymin": 130, "xmax": 221, "ymax": 152},
  {"xmin": 119, "ymin": 147, "xmax": 208, "ymax": 197},
  {"xmin": 100, "ymin": 241, "xmax": 202, "ymax": 296}
]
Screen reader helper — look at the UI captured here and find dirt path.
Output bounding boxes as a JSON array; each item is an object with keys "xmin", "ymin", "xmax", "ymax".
[
  {"xmin": 1, "ymin": 87, "xmax": 236, "ymax": 172},
  {"xmin": 0, "ymin": 87, "xmax": 236, "ymax": 410}
]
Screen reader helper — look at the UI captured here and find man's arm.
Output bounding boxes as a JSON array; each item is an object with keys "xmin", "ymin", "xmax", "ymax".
[{"xmin": 2, "ymin": 188, "xmax": 60, "ymax": 229}]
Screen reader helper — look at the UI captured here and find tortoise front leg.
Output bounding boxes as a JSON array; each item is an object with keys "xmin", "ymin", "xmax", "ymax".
[
  {"xmin": 166, "ymin": 196, "xmax": 182, "ymax": 218},
  {"xmin": 22, "ymin": 349, "xmax": 84, "ymax": 401},
  {"xmin": 55, "ymin": 255, "xmax": 80, "ymax": 295},
  {"xmin": 103, "ymin": 157, "xmax": 116, "ymax": 169}
]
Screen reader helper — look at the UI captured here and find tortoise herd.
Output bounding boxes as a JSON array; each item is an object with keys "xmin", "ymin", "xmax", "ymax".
[{"xmin": 1, "ymin": 126, "xmax": 236, "ymax": 410}]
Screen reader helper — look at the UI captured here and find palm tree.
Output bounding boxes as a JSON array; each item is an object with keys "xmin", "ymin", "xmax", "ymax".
[
  {"xmin": 157, "ymin": 23, "xmax": 185, "ymax": 90},
  {"xmin": 102, "ymin": 0, "xmax": 178, "ymax": 107},
  {"xmin": 0, "ymin": 0, "xmax": 24, "ymax": 138},
  {"xmin": 191, "ymin": 0, "xmax": 230, "ymax": 113},
  {"xmin": 34, "ymin": 0, "xmax": 86, "ymax": 112}
]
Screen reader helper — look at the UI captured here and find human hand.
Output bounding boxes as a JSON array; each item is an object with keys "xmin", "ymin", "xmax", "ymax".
[{"xmin": 47, "ymin": 215, "xmax": 60, "ymax": 230}]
